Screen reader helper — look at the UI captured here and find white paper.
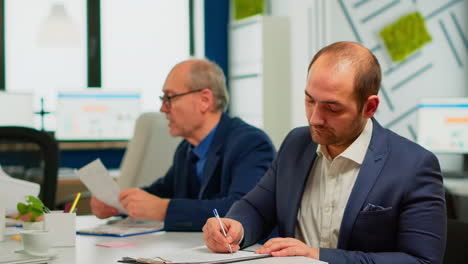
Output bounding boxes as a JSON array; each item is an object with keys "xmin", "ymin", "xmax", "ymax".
[
  {"xmin": 75, "ymin": 159, "xmax": 126, "ymax": 213},
  {"xmin": 0, "ymin": 165, "xmax": 40, "ymax": 215}
]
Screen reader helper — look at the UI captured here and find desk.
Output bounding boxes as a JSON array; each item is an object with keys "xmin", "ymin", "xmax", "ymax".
[{"xmin": 1, "ymin": 216, "xmax": 325, "ymax": 264}]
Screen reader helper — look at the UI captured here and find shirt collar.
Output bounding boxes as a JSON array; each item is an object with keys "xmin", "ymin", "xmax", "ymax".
[
  {"xmin": 316, "ymin": 119, "xmax": 373, "ymax": 165},
  {"xmin": 191, "ymin": 125, "xmax": 218, "ymax": 160}
]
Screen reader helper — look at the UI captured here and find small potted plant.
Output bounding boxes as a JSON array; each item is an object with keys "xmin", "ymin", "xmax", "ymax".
[{"xmin": 16, "ymin": 195, "xmax": 49, "ymax": 230}]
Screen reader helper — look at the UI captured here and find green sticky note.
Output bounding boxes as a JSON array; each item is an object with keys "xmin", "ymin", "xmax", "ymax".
[
  {"xmin": 380, "ymin": 12, "xmax": 432, "ymax": 62},
  {"xmin": 233, "ymin": 0, "xmax": 264, "ymax": 20}
]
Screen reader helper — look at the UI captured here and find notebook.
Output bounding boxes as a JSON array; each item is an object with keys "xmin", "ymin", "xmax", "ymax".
[{"xmin": 77, "ymin": 217, "xmax": 164, "ymax": 237}]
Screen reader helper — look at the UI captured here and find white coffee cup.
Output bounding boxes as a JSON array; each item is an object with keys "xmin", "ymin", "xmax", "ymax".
[{"xmin": 20, "ymin": 230, "xmax": 52, "ymax": 256}]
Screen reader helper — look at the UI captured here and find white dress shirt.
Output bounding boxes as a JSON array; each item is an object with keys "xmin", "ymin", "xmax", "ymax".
[{"xmin": 295, "ymin": 119, "xmax": 373, "ymax": 249}]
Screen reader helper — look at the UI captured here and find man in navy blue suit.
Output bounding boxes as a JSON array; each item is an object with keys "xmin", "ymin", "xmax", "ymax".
[
  {"xmin": 91, "ymin": 59, "xmax": 275, "ymax": 231},
  {"xmin": 203, "ymin": 42, "xmax": 446, "ymax": 263}
]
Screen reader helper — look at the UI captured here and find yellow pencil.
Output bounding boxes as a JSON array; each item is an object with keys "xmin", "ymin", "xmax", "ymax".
[{"xmin": 69, "ymin": 192, "xmax": 81, "ymax": 214}]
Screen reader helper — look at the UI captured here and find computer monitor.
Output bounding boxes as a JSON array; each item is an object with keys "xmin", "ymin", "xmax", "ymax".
[
  {"xmin": 418, "ymin": 97, "xmax": 468, "ymax": 154},
  {"xmin": 55, "ymin": 91, "xmax": 141, "ymax": 141},
  {"xmin": 0, "ymin": 92, "xmax": 34, "ymax": 127}
]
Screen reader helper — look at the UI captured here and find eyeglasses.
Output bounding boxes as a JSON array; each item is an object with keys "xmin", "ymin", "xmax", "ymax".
[{"xmin": 159, "ymin": 88, "xmax": 204, "ymax": 108}]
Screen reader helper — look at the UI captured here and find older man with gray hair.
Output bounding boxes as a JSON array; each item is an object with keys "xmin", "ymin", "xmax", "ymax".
[{"xmin": 91, "ymin": 59, "xmax": 276, "ymax": 231}]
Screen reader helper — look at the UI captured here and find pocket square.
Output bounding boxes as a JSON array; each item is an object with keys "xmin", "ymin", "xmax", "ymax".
[{"xmin": 362, "ymin": 203, "xmax": 391, "ymax": 212}]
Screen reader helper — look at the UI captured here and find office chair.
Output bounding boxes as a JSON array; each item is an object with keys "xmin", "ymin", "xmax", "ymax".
[
  {"xmin": 118, "ymin": 112, "xmax": 181, "ymax": 189},
  {"xmin": 0, "ymin": 126, "xmax": 59, "ymax": 209}
]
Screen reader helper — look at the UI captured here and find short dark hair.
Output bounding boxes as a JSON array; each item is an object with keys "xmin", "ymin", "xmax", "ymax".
[{"xmin": 308, "ymin": 41, "xmax": 381, "ymax": 111}]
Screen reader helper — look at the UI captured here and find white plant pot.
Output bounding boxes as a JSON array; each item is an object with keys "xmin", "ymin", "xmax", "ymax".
[{"xmin": 22, "ymin": 221, "xmax": 44, "ymax": 231}]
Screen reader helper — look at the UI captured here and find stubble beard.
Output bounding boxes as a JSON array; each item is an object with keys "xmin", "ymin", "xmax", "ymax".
[
  {"xmin": 310, "ymin": 125, "xmax": 337, "ymax": 145},
  {"xmin": 309, "ymin": 115, "xmax": 366, "ymax": 149}
]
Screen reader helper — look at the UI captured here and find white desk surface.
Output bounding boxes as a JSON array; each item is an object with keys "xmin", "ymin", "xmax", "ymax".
[{"xmin": 1, "ymin": 215, "xmax": 326, "ymax": 264}]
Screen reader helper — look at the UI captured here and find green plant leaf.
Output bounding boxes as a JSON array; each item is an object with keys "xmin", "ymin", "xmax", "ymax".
[
  {"xmin": 27, "ymin": 196, "xmax": 43, "ymax": 208},
  {"xmin": 31, "ymin": 207, "xmax": 43, "ymax": 217},
  {"xmin": 17, "ymin": 203, "xmax": 28, "ymax": 214},
  {"xmin": 16, "ymin": 195, "xmax": 45, "ymax": 222},
  {"xmin": 31, "ymin": 203, "xmax": 42, "ymax": 211},
  {"xmin": 16, "ymin": 203, "xmax": 28, "ymax": 219}
]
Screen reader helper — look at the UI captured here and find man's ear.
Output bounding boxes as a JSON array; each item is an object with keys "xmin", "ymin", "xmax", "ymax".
[
  {"xmin": 363, "ymin": 95, "xmax": 379, "ymax": 118},
  {"xmin": 199, "ymin": 89, "xmax": 214, "ymax": 113}
]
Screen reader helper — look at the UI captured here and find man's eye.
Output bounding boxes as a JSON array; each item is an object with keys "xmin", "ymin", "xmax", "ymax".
[{"xmin": 328, "ymin": 107, "xmax": 341, "ymax": 113}]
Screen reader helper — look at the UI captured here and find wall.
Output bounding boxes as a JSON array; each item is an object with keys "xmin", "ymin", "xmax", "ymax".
[
  {"xmin": 5, "ymin": 0, "xmax": 87, "ymax": 131},
  {"xmin": 101, "ymin": 0, "xmax": 189, "ymax": 113},
  {"xmin": 271, "ymin": 0, "xmax": 468, "ymax": 171},
  {"xmin": 5, "ymin": 0, "xmax": 189, "ymax": 131}
]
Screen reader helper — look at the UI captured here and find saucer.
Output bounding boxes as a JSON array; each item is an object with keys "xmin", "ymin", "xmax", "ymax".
[{"xmin": 15, "ymin": 249, "xmax": 59, "ymax": 258}]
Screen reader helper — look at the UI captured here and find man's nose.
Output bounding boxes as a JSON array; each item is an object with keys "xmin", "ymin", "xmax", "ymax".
[
  {"xmin": 309, "ymin": 108, "xmax": 325, "ymax": 126},
  {"xmin": 160, "ymin": 102, "xmax": 169, "ymax": 113}
]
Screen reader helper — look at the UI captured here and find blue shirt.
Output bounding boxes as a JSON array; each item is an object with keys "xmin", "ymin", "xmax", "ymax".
[{"xmin": 190, "ymin": 125, "xmax": 218, "ymax": 182}]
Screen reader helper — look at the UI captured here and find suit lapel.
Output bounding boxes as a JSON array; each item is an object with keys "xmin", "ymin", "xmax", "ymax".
[
  {"xmin": 285, "ymin": 140, "xmax": 318, "ymax": 236},
  {"xmin": 198, "ymin": 114, "xmax": 228, "ymax": 197},
  {"xmin": 199, "ymin": 150, "xmax": 220, "ymax": 197},
  {"xmin": 337, "ymin": 119, "xmax": 390, "ymax": 249},
  {"xmin": 176, "ymin": 144, "xmax": 193, "ymax": 197}
]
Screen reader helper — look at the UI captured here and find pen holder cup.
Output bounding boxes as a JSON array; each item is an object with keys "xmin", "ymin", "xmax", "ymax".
[{"xmin": 44, "ymin": 211, "xmax": 76, "ymax": 247}]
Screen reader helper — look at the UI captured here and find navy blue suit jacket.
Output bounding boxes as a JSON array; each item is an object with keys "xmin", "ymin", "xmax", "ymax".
[
  {"xmin": 227, "ymin": 118, "xmax": 446, "ymax": 264},
  {"xmin": 142, "ymin": 113, "xmax": 275, "ymax": 231}
]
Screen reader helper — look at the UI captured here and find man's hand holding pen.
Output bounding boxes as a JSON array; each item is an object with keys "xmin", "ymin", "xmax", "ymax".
[{"xmin": 203, "ymin": 216, "xmax": 243, "ymax": 253}]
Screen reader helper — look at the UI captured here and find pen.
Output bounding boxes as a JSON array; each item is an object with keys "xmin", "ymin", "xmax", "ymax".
[
  {"xmin": 69, "ymin": 192, "xmax": 81, "ymax": 214},
  {"xmin": 213, "ymin": 209, "xmax": 233, "ymax": 254},
  {"xmin": 63, "ymin": 202, "xmax": 72, "ymax": 213}
]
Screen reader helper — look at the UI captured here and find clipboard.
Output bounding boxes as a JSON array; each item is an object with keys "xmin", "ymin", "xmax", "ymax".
[{"xmin": 118, "ymin": 246, "xmax": 271, "ymax": 264}]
